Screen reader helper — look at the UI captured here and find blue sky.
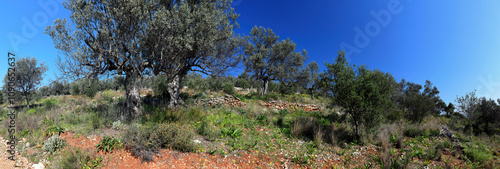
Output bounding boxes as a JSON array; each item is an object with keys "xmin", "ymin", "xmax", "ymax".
[{"xmin": 2, "ymin": 0, "xmax": 500, "ymax": 104}]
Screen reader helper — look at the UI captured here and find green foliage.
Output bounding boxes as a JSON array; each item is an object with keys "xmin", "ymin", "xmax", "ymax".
[
  {"xmin": 324, "ymin": 50, "xmax": 395, "ymax": 138},
  {"xmin": 221, "ymin": 126, "xmax": 243, "ymax": 139},
  {"xmin": 256, "ymin": 114, "xmax": 268, "ymax": 125},
  {"xmin": 464, "ymin": 143, "xmax": 493, "ymax": 163},
  {"xmin": 235, "ymin": 78, "xmax": 250, "ymax": 89},
  {"xmin": 222, "ymin": 81, "xmax": 236, "ymax": 95},
  {"xmin": 197, "ymin": 118, "xmax": 220, "ymax": 141},
  {"xmin": 2, "ymin": 56, "xmax": 47, "ymax": 106},
  {"xmin": 55, "ymin": 148, "xmax": 102, "ymax": 169},
  {"xmin": 42, "ymin": 99, "xmax": 58, "ymax": 110},
  {"xmin": 44, "ymin": 126, "xmax": 65, "ymax": 137},
  {"xmin": 27, "ymin": 108, "xmax": 37, "ymax": 115},
  {"xmin": 112, "ymin": 120, "xmax": 124, "ymax": 130},
  {"xmin": 43, "ymin": 135, "xmax": 66, "ymax": 153},
  {"xmin": 123, "ymin": 123, "xmax": 196, "ymax": 162},
  {"xmin": 69, "ymin": 81, "xmax": 81, "ymax": 95},
  {"xmin": 96, "ymin": 136, "xmax": 122, "ymax": 153},
  {"xmin": 151, "ymin": 74, "xmax": 170, "ymax": 99},
  {"xmin": 403, "ymin": 125, "xmax": 439, "ymax": 138},
  {"xmin": 82, "ymin": 79, "xmax": 100, "ymax": 98},
  {"xmin": 243, "ymin": 26, "xmax": 307, "ymax": 95}
]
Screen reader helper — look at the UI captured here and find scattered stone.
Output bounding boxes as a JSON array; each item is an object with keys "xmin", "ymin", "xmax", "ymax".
[
  {"xmin": 32, "ymin": 162, "xmax": 45, "ymax": 169},
  {"xmin": 195, "ymin": 95, "xmax": 246, "ymax": 107},
  {"xmin": 439, "ymin": 125, "xmax": 458, "ymax": 142},
  {"xmin": 259, "ymin": 100, "xmax": 323, "ymax": 112}
]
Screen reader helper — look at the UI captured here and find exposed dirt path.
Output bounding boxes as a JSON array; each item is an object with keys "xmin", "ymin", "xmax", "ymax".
[{"xmin": 0, "ymin": 135, "xmax": 32, "ymax": 168}]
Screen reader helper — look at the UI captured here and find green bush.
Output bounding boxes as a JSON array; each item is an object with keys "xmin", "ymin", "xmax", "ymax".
[
  {"xmin": 222, "ymin": 81, "xmax": 236, "ymax": 95},
  {"xmin": 70, "ymin": 82, "xmax": 81, "ymax": 95},
  {"xmin": 261, "ymin": 92, "xmax": 280, "ymax": 101},
  {"xmin": 43, "ymin": 135, "xmax": 66, "ymax": 153},
  {"xmin": 81, "ymin": 79, "xmax": 100, "ymax": 98},
  {"xmin": 123, "ymin": 123, "xmax": 197, "ymax": 162},
  {"xmin": 96, "ymin": 136, "xmax": 122, "ymax": 153},
  {"xmin": 464, "ymin": 144, "xmax": 492, "ymax": 163},
  {"xmin": 235, "ymin": 78, "xmax": 250, "ymax": 89},
  {"xmin": 43, "ymin": 99, "xmax": 58, "ymax": 110},
  {"xmin": 55, "ymin": 148, "xmax": 102, "ymax": 169},
  {"xmin": 44, "ymin": 126, "xmax": 65, "ymax": 137},
  {"xmin": 197, "ymin": 119, "xmax": 220, "ymax": 141},
  {"xmin": 112, "ymin": 120, "xmax": 124, "ymax": 130},
  {"xmin": 221, "ymin": 126, "xmax": 243, "ymax": 139},
  {"xmin": 27, "ymin": 108, "xmax": 37, "ymax": 115}
]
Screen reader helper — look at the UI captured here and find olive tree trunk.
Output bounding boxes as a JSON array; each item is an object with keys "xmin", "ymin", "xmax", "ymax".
[
  {"xmin": 123, "ymin": 75, "xmax": 141, "ymax": 120},
  {"xmin": 261, "ymin": 78, "xmax": 269, "ymax": 96},
  {"xmin": 167, "ymin": 73, "xmax": 185, "ymax": 108}
]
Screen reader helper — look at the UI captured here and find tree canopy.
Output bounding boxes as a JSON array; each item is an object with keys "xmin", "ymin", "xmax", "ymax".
[
  {"xmin": 2, "ymin": 56, "xmax": 47, "ymax": 108},
  {"xmin": 46, "ymin": 0, "xmax": 242, "ymax": 115},
  {"xmin": 324, "ymin": 51, "xmax": 395, "ymax": 139},
  {"xmin": 243, "ymin": 26, "xmax": 307, "ymax": 95}
]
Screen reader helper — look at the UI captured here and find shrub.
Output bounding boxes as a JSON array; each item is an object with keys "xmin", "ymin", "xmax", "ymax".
[
  {"xmin": 221, "ymin": 126, "xmax": 243, "ymax": 139},
  {"xmin": 55, "ymin": 148, "xmax": 102, "ymax": 169},
  {"xmin": 96, "ymin": 136, "xmax": 122, "ymax": 153},
  {"xmin": 256, "ymin": 114, "xmax": 268, "ymax": 125},
  {"xmin": 43, "ymin": 99, "xmax": 58, "ymax": 110},
  {"xmin": 112, "ymin": 120, "xmax": 124, "ymax": 130},
  {"xmin": 197, "ymin": 119, "xmax": 219, "ymax": 141},
  {"xmin": 222, "ymin": 81, "xmax": 235, "ymax": 95},
  {"xmin": 81, "ymin": 79, "xmax": 100, "ymax": 98},
  {"xmin": 43, "ymin": 135, "xmax": 66, "ymax": 153},
  {"xmin": 464, "ymin": 144, "xmax": 492, "ymax": 163},
  {"xmin": 70, "ymin": 82, "xmax": 81, "ymax": 95},
  {"xmin": 44, "ymin": 126, "xmax": 65, "ymax": 137},
  {"xmin": 235, "ymin": 78, "xmax": 250, "ymax": 89},
  {"xmin": 291, "ymin": 117, "xmax": 316, "ymax": 140},
  {"xmin": 27, "ymin": 109, "xmax": 37, "ymax": 115},
  {"xmin": 261, "ymin": 92, "xmax": 280, "ymax": 101},
  {"xmin": 123, "ymin": 123, "xmax": 196, "ymax": 162}
]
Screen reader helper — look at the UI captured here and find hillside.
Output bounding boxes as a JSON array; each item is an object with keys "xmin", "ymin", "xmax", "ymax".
[{"xmin": 1, "ymin": 87, "xmax": 499, "ymax": 169}]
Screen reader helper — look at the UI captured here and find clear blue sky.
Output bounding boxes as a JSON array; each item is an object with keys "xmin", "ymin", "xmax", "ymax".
[{"xmin": 2, "ymin": 0, "xmax": 500, "ymax": 104}]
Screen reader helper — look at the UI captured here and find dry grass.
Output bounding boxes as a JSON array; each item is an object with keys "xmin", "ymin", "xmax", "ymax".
[{"xmin": 376, "ymin": 123, "xmax": 404, "ymax": 151}]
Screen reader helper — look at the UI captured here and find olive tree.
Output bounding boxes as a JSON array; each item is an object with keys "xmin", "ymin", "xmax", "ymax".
[
  {"xmin": 243, "ymin": 26, "xmax": 307, "ymax": 95},
  {"xmin": 46, "ymin": 0, "xmax": 242, "ymax": 117},
  {"xmin": 324, "ymin": 51, "xmax": 394, "ymax": 140},
  {"xmin": 299, "ymin": 61, "xmax": 320, "ymax": 99},
  {"xmin": 455, "ymin": 90, "xmax": 481, "ymax": 136},
  {"xmin": 2, "ymin": 56, "xmax": 47, "ymax": 108}
]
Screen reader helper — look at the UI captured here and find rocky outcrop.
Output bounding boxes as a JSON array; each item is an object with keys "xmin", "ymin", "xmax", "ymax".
[
  {"xmin": 195, "ymin": 95, "xmax": 246, "ymax": 107},
  {"xmin": 259, "ymin": 100, "xmax": 323, "ymax": 112},
  {"xmin": 439, "ymin": 125, "xmax": 458, "ymax": 142}
]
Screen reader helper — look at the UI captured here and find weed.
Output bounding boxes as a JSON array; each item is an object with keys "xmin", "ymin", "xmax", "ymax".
[
  {"xmin": 221, "ymin": 126, "xmax": 243, "ymax": 139},
  {"xmin": 96, "ymin": 136, "xmax": 122, "ymax": 153},
  {"xmin": 43, "ymin": 135, "xmax": 66, "ymax": 153},
  {"xmin": 54, "ymin": 148, "xmax": 102, "ymax": 169},
  {"xmin": 44, "ymin": 126, "xmax": 65, "ymax": 137},
  {"xmin": 112, "ymin": 120, "xmax": 124, "ymax": 130}
]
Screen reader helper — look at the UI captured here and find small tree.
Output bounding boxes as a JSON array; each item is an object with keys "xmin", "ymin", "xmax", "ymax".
[
  {"xmin": 299, "ymin": 61, "xmax": 320, "ymax": 99},
  {"xmin": 455, "ymin": 90, "xmax": 480, "ymax": 136},
  {"xmin": 243, "ymin": 26, "xmax": 307, "ymax": 95},
  {"xmin": 2, "ymin": 56, "xmax": 47, "ymax": 108},
  {"xmin": 324, "ymin": 51, "xmax": 394, "ymax": 140},
  {"xmin": 477, "ymin": 97, "xmax": 498, "ymax": 134},
  {"xmin": 444, "ymin": 102, "xmax": 455, "ymax": 117}
]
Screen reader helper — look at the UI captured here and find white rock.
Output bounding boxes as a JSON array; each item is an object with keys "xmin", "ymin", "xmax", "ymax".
[
  {"xmin": 193, "ymin": 139, "xmax": 201, "ymax": 144},
  {"xmin": 32, "ymin": 162, "xmax": 45, "ymax": 169}
]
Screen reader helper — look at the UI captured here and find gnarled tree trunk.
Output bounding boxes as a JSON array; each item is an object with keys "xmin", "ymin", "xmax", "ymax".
[
  {"xmin": 123, "ymin": 75, "xmax": 141, "ymax": 120},
  {"xmin": 261, "ymin": 77, "xmax": 269, "ymax": 96},
  {"xmin": 167, "ymin": 73, "xmax": 186, "ymax": 108}
]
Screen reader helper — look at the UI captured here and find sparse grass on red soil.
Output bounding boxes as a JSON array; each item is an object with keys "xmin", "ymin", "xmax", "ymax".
[{"xmin": 1, "ymin": 90, "xmax": 499, "ymax": 168}]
